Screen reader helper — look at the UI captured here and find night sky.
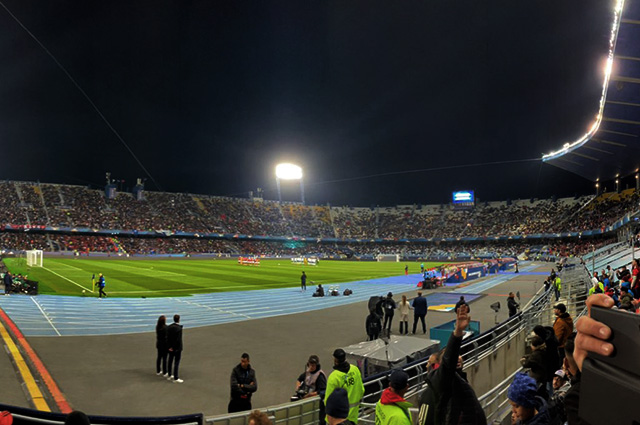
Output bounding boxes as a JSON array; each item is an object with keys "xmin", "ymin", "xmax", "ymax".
[{"xmin": 0, "ymin": 0, "xmax": 614, "ymax": 206}]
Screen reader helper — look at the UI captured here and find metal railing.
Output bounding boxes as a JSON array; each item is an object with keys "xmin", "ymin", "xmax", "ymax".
[
  {"xmin": 476, "ymin": 260, "xmax": 592, "ymax": 423},
  {"xmin": 205, "ymin": 260, "xmax": 592, "ymax": 425}
]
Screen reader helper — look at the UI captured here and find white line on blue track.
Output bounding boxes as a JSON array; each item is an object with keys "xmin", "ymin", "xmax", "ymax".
[{"xmin": 0, "ymin": 263, "xmax": 535, "ymax": 337}]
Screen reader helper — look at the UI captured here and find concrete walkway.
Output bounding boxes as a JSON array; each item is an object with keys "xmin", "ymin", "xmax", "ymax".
[{"xmin": 1, "ymin": 264, "xmax": 550, "ymax": 417}]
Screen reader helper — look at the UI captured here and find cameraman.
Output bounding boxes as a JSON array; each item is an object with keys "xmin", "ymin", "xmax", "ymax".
[{"xmin": 294, "ymin": 355, "xmax": 327, "ymax": 424}]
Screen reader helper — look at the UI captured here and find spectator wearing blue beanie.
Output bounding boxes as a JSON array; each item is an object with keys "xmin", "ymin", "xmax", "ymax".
[{"xmin": 508, "ymin": 373, "xmax": 556, "ymax": 424}]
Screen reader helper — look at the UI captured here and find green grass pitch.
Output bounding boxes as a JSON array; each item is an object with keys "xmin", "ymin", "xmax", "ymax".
[{"xmin": 3, "ymin": 258, "xmax": 447, "ymax": 298}]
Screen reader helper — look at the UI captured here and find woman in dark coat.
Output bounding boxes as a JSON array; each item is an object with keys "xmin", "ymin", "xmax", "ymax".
[{"xmin": 156, "ymin": 315, "xmax": 168, "ymax": 376}]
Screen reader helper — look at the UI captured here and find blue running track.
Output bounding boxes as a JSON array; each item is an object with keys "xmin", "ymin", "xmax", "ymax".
[{"xmin": 0, "ymin": 263, "xmax": 534, "ymax": 337}]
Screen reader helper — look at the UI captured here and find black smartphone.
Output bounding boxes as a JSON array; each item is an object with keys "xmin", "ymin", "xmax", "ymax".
[{"xmin": 579, "ymin": 306, "xmax": 640, "ymax": 424}]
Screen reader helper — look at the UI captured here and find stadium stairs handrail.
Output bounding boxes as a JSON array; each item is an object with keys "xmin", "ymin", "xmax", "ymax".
[{"xmin": 0, "ymin": 403, "xmax": 203, "ymax": 425}]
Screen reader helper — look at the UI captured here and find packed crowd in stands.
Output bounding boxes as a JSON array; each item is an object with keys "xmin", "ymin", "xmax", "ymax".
[
  {"xmin": 0, "ymin": 228, "xmax": 621, "ymax": 262},
  {"xmin": 1, "ymin": 181, "xmax": 638, "ymax": 240}
]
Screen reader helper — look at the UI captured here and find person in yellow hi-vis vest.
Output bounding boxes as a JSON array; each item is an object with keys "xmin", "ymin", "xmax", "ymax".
[
  {"xmin": 375, "ymin": 369, "xmax": 411, "ymax": 425},
  {"xmin": 325, "ymin": 349, "xmax": 364, "ymax": 424},
  {"xmin": 554, "ymin": 276, "xmax": 562, "ymax": 301}
]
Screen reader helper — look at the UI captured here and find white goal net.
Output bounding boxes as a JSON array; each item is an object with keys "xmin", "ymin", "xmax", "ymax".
[
  {"xmin": 26, "ymin": 250, "xmax": 43, "ymax": 267},
  {"xmin": 376, "ymin": 254, "xmax": 399, "ymax": 262}
]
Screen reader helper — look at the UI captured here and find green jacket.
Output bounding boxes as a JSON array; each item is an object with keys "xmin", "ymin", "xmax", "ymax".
[
  {"xmin": 325, "ymin": 364, "xmax": 365, "ymax": 423},
  {"xmin": 554, "ymin": 277, "xmax": 562, "ymax": 290},
  {"xmin": 375, "ymin": 388, "xmax": 412, "ymax": 425},
  {"xmin": 588, "ymin": 282, "xmax": 604, "ymax": 296}
]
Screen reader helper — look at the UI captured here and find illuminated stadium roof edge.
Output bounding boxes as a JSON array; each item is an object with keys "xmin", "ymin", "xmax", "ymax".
[{"xmin": 541, "ymin": 0, "xmax": 640, "ymax": 182}]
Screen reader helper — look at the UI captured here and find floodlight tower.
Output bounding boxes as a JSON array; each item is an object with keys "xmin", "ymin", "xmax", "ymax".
[{"xmin": 275, "ymin": 163, "xmax": 305, "ymax": 205}]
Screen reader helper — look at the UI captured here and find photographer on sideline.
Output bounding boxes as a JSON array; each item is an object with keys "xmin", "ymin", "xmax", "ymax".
[{"xmin": 293, "ymin": 355, "xmax": 327, "ymax": 425}]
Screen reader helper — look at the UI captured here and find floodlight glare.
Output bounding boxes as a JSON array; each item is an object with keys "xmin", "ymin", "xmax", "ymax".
[{"xmin": 275, "ymin": 163, "xmax": 303, "ymax": 180}]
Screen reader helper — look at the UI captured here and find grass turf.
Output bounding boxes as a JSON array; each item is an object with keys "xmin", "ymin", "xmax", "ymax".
[{"xmin": 3, "ymin": 258, "xmax": 446, "ymax": 297}]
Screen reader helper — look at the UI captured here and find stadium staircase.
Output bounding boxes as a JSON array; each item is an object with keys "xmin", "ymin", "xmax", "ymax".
[
  {"xmin": 191, "ymin": 196, "xmax": 209, "ymax": 215},
  {"xmin": 109, "ymin": 237, "xmax": 126, "ymax": 254},
  {"xmin": 548, "ymin": 195, "xmax": 594, "ymax": 232}
]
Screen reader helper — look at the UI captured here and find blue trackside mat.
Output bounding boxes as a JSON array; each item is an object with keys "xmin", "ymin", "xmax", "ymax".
[{"xmin": 426, "ymin": 292, "xmax": 483, "ymax": 312}]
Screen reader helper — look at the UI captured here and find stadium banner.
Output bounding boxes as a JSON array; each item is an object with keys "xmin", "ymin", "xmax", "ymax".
[
  {"xmin": 291, "ymin": 257, "xmax": 318, "ymax": 265},
  {"xmin": 443, "ymin": 262, "xmax": 488, "ymax": 284}
]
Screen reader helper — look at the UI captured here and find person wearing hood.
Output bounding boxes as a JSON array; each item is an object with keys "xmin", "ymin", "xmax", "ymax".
[
  {"xmin": 508, "ymin": 373, "xmax": 557, "ymax": 424},
  {"xmin": 532, "ymin": 325, "xmax": 560, "ymax": 394},
  {"xmin": 382, "ymin": 292, "xmax": 397, "ymax": 333},
  {"xmin": 417, "ymin": 304, "xmax": 486, "ymax": 425},
  {"xmin": 325, "ymin": 349, "xmax": 364, "ymax": 424},
  {"xmin": 375, "ymin": 369, "xmax": 412, "ymax": 425},
  {"xmin": 520, "ymin": 336, "xmax": 548, "ymax": 397},
  {"xmin": 552, "ymin": 304, "xmax": 573, "ymax": 363},
  {"xmin": 549, "ymin": 370, "xmax": 570, "ymax": 423},
  {"xmin": 366, "ymin": 308, "xmax": 382, "ymax": 341},
  {"xmin": 295, "ymin": 355, "xmax": 327, "ymax": 425}
]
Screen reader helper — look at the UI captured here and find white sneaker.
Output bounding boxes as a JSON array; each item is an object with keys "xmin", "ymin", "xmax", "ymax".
[
  {"xmin": 174, "ymin": 378, "xmax": 184, "ymax": 383},
  {"xmin": 167, "ymin": 375, "xmax": 174, "ymax": 381},
  {"xmin": 163, "ymin": 373, "xmax": 169, "ymax": 378}
]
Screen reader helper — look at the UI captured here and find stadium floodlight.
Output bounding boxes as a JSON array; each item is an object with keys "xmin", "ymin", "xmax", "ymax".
[
  {"xmin": 275, "ymin": 163, "xmax": 303, "ymax": 180},
  {"xmin": 275, "ymin": 163, "xmax": 305, "ymax": 204}
]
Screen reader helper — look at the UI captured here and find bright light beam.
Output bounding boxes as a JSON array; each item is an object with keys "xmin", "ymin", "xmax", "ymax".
[{"xmin": 275, "ymin": 163, "xmax": 303, "ymax": 180}]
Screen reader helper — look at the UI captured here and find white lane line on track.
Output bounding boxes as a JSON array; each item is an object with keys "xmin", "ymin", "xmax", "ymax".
[
  {"xmin": 30, "ymin": 297, "xmax": 61, "ymax": 336},
  {"xmin": 174, "ymin": 298, "xmax": 252, "ymax": 320},
  {"xmin": 43, "ymin": 267, "xmax": 92, "ymax": 292}
]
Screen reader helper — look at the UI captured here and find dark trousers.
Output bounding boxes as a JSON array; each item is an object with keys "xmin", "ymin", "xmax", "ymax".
[
  {"xmin": 301, "ymin": 282, "xmax": 306, "ymax": 290},
  {"xmin": 98, "ymin": 286, "xmax": 107, "ymax": 297},
  {"xmin": 399, "ymin": 321, "xmax": 409, "ymax": 335},
  {"xmin": 554, "ymin": 288, "xmax": 560, "ymax": 301},
  {"xmin": 156, "ymin": 347, "xmax": 168, "ymax": 374},
  {"xmin": 228, "ymin": 397, "xmax": 252, "ymax": 413},
  {"xmin": 168, "ymin": 350, "xmax": 182, "ymax": 379},
  {"xmin": 383, "ymin": 314, "xmax": 394, "ymax": 331},
  {"xmin": 413, "ymin": 314, "xmax": 426, "ymax": 334},
  {"xmin": 558, "ymin": 347, "xmax": 566, "ymax": 365},
  {"xmin": 368, "ymin": 332, "xmax": 379, "ymax": 341}
]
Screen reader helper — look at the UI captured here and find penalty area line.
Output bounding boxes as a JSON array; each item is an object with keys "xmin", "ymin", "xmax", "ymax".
[{"xmin": 42, "ymin": 267, "xmax": 91, "ymax": 292}]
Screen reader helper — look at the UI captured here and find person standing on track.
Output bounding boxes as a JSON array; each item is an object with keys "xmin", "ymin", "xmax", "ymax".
[
  {"xmin": 167, "ymin": 314, "xmax": 184, "ymax": 383},
  {"xmin": 156, "ymin": 315, "xmax": 168, "ymax": 377},
  {"xmin": 301, "ymin": 271, "xmax": 307, "ymax": 291},
  {"xmin": 229, "ymin": 353, "xmax": 257, "ymax": 413},
  {"xmin": 411, "ymin": 292, "xmax": 428, "ymax": 334}
]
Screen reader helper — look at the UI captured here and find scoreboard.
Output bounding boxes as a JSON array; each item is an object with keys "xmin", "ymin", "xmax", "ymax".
[{"xmin": 452, "ymin": 190, "xmax": 475, "ymax": 209}]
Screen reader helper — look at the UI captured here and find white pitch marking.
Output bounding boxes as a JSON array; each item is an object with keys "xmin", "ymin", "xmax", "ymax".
[{"xmin": 42, "ymin": 267, "xmax": 92, "ymax": 292}]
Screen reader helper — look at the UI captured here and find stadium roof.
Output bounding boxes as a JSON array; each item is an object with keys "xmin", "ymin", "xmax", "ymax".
[{"xmin": 542, "ymin": 0, "xmax": 640, "ymax": 182}]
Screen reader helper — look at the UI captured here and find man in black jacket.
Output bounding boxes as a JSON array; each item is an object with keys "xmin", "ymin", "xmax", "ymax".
[
  {"xmin": 533, "ymin": 325, "xmax": 560, "ymax": 394},
  {"xmin": 167, "ymin": 314, "xmax": 183, "ymax": 383},
  {"xmin": 411, "ymin": 292, "xmax": 428, "ymax": 335},
  {"xmin": 229, "ymin": 353, "xmax": 257, "ymax": 413},
  {"xmin": 507, "ymin": 292, "xmax": 520, "ymax": 317},
  {"xmin": 417, "ymin": 305, "xmax": 486, "ymax": 425}
]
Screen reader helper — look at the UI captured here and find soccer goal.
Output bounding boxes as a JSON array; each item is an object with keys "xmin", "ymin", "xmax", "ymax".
[
  {"xmin": 376, "ymin": 254, "xmax": 400, "ymax": 262},
  {"xmin": 26, "ymin": 250, "xmax": 44, "ymax": 267}
]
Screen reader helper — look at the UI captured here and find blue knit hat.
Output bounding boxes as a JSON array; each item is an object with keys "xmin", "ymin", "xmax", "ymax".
[
  {"xmin": 507, "ymin": 373, "xmax": 538, "ymax": 409},
  {"xmin": 326, "ymin": 388, "xmax": 350, "ymax": 419}
]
